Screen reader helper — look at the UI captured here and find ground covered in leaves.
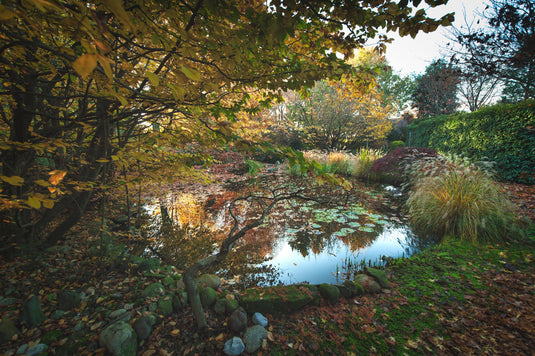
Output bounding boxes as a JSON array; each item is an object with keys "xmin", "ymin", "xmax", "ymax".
[{"xmin": 0, "ymin": 181, "xmax": 534, "ymax": 355}]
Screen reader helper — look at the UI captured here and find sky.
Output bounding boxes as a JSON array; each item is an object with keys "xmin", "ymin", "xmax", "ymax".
[{"xmin": 383, "ymin": 0, "xmax": 489, "ymax": 76}]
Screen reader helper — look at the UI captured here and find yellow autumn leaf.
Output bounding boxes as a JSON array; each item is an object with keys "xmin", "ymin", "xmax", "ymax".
[
  {"xmin": 169, "ymin": 329, "xmax": 180, "ymax": 336},
  {"xmin": 180, "ymin": 65, "xmax": 201, "ymax": 81},
  {"xmin": 97, "ymin": 55, "xmax": 113, "ymax": 81},
  {"xmin": 103, "ymin": 0, "xmax": 134, "ymax": 31},
  {"xmin": 95, "ymin": 159, "xmax": 110, "ymax": 163},
  {"xmin": 27, "ymin": 196, "xmax": 41, "ymax": 209},
  {"xmin": 34, "ymin": 179, "xmax": 50, "ymax": 187},
  {"xmin": 42, "ymin": 199, "xmax": 54, "ymax": 209},
  {"xmin": 48, "ymin": 170, "xmax": 67, "ymax": 185},
  {"xmin": 73, "ymin": 54, "xmax": 98, "ymax": 79},
  {"xmin": 0, "ymin": 175, "xmax": 24, "ymax": 186},
  {"xmin": 146, "ymin": 72, "xmax": 159, "ymax": 87},
  {"xmin": 0, "ymin": 5, "xmax": 16, "ymax": 21},
  {"xmin": 48, "ymin": 186, "xmax": 57, "ymax": 194}
]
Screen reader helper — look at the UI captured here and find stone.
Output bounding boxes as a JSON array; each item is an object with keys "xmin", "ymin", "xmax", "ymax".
[
  {"xmin": 22, "ymin": 296, "xmax": 46, "ymax": 327},
  {"xmin": 158, "ymin": 296, "xmax": 174, "ymax": 315},
  {"xmin": 226, "ymin": 298, "xmax": 239, "ymax": 314},
  {"xmin": 99, "ymin": 321, "xmax": 137, "ymax": 356},
  {"xmin": 252, "ymin": 312, "xmax": 268, "ymax": 327},
  {"xmin": 243, "ymin": 325, "xmax": 268, "ymax": 353},
  {"xmin": 0, "ymin": 318, "xmax": 19, "ymax": 344},
  {"xmin": 319, "ymin": 283, "xmax": 340, "ymax": 304},
  {"xmin": 366, "ymin": 267, "xmax": 390, "ymax": 288},
  {"xmin": 163, "ymin": 276, "xmax": 174, "ymax": 287},
  {"xmin": 200, "ymin": 287, "xmax": 217, "ymax": 307},
  {"xmin": 214, "ymin": 298, "xmax": 227, "ymax": 315},
  {"xmin": 223, "ymin": 336, "xmax": 245, "ymax": 356},
  {"xmin": 228, "ymin": 307, "xmax": 247, "ymax": 333},
  {"xmin": 109, "ymin": 309, "xmax": 131, "ymax": 322},
  {"xmin": 354, "ymin": 274, "xmax": 382, "ymax": 294},
  {"xmin": 240, "ymin": 285, "xmax": 317, "ymax": 314},
  {"xmin": 134, "ymin": 315, "xmax": 157, "ymax": 340},
  {"xmin": 57, "ymin": 290, "xmax": 81, "ymax": 310},
  {"xmin": 342, "ymin": 280, "xmax": 365, "ymax": 297},
  {"xmin": 141, "ymin": 282, "xmax": 165, "ymax": 298},
  {"xmin": 26, "ymin": 343, "xmax": 48, "ymax": 355},
  {"xmin": 0, "ymin": 297, "xmax": 18, "ymax": 306},
  {"xmin": 197, "ymin": 274, "xmax": 221, "ymax": 290}
]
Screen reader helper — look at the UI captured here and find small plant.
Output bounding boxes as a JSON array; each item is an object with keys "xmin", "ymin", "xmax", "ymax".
[
  {"xmin": 245, "ymin": 159, "xmax": 264, "ymax": 176},
  {"xmin": 351, "ymin": 148, "xmax": 383, "ymax": 179},
  {"xmin": 390, "ymin": 140, "xmax": 405, "ymax": 149},
  {"xmin": 406, "ymin": 164, "xmax": 521, "ymax": 242}
]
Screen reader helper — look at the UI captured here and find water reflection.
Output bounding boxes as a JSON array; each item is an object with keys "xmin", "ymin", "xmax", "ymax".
[{"xmin": 145, "ymin": 180, "xmax": 431, "ymax": 288}]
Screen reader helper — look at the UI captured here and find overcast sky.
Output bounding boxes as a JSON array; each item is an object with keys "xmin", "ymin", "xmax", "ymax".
[{"xmin": 383, "ymin": 0, "xmax": 489, "ymax": 76}]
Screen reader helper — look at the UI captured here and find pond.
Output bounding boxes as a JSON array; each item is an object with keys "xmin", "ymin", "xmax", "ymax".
[{"xmin": 143, "ymin": 176, "xmax": 433, "ymax": 288}]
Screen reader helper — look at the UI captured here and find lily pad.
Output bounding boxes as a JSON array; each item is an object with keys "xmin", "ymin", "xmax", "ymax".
[
  {"xmin": 348, "ymin": 221, "xmax": 361, "ymax": 228},
  {"xmin": 358, "ymin": 226, "xmax": 374, "ymax": 233}
]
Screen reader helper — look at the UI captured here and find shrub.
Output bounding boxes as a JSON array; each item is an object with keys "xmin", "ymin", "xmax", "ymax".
[
  {"xmin": 408, "ymin": 100, "xmax": 535, "ymax": 183},
  {"xmin": 369, "ymin": 147, "xmax": 438, "ymax": 185},
  {"xmin": 351, "ymin": 148, "xmax": 383, "ymax": 179},
  {"xmin": 390, "ymin": 140, "xmax": 405, "ymax": 150},
  {"xmin": 406, "ymin": 164, "xmax": 521, "ymax": 242}
]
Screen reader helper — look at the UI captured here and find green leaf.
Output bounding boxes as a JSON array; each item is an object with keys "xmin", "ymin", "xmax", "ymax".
[
  {"xmin": 146, "ymin": 72, "xmax": 159, "ymax": 87},
  {"xmin": 180, "ymin": 65, "xmax": 201, "ymax": 81}
]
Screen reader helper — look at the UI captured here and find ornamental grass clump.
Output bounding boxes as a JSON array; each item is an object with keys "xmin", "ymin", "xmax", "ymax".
[{"xmin": 406, "ymin": 166, "xmax": 521, "ymax": 242}]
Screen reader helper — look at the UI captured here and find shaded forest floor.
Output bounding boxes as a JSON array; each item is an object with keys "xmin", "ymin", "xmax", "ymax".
[{"xmin": 0, "ymin": 180, "xmax": 534, "ymax": 355}]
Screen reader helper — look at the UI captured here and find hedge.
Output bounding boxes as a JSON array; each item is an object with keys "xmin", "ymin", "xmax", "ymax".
[{"xmin": 408, "ymin": 100, "xmax": 535, "ymax": 183}]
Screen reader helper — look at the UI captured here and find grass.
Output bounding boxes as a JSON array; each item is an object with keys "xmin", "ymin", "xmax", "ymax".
[
  {"xmin": 406, "ymin": 163, "xmax": 522, "ymax": 243},
  {"xmin": 298, "ymin": 149, "xmax": 384, "ymax": 179}
]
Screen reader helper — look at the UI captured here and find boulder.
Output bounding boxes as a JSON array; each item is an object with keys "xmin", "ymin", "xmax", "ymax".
[
  {"xmin": 341, "ymin": 280, "xmax": 365, "ymax": 297},
  {"xmin": 200, "ymin": 287, "xmax": 217, "ymax": 307},
  {"xmin": 366, "ymin": 268, "xmax": 389, "ymax": 288},
  {"xmin": 228, "ymin": 307, "xmax": 247, "ymax": 333},
  {"xmin": 214, "ymin": 298, "xmax": 227, "ymax": 315},
  {"xmin": 240, "ymin": 285, "xmax": 317, "ymax": 314},
  {"xmin": 99, "ymin": 321, "xmax": 137, "ymax": 356},
  {"xmin": 319, "ymin": 283, "xmax": 340, "ymax": 304},
  {"xmin": 109, "ymin": 309, "xmax": 131, "ymax": 322},
  {"xmin": 354, "ymin": 274, "xmax": 381, "ymax": 294},
  {"xmin": 243, "ymin": 325, "xmax": 267, "ymax": 353},
  {"xmin": 57, "ymin": 290, "xmax": 81, "ymax": 311},
  {"xmin": 252, "ymin": 312, "xmax": 268, "ymax": 327},
  {"xmin": 141, "ymin": 282, "xmax": 165, "ymax": 298},
  {"xmin": 158, "ymin": 296, "xmax": 174, "ymax": 315},
  {"xmin": 134, "ymin": 315, "xmax": 157, "ymax": 340},
  {"xmin": 0, "ymin": 318, "xmax": 19, "ymax": 344},
  {"xmin": 197, "ymin": 274, "xmax": 221, "ymax": 290},
  {"xmin": 22, "ymin": 296, "xmax": 46, "ymax": 327},
  {"xmin": 223, "ymin": 336, "xmax": 245, "ymax": 355},
  {"xmin": 226, "ymin": 298, "xmax": 239, "ymax": 314}
]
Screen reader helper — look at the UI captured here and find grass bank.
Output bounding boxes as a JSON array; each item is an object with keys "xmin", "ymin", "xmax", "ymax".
[{"xmin": 267, "ymin": 236, "xmax": 535, "ymax": 355}]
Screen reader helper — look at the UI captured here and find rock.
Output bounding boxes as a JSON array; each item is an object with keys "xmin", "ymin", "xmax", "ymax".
[
  {"xmin": 57, "ymin": 290, "xmax": 81, "ymax": 310},
  {"xmin": 226, "ymin": 298, "xmax": 239, "ymax": 313},
  {"xmin": 163, "ymin": 276, "xmax": 174, "ymax": 287},
  {"xmin": 214, "ymin": 298, "xmax": 227, "ymax": 315},
  {"xmin": 197, "ymin": 274, "xmax": 221, "ymax": 290},
  {"xmin": 240, "ymin": 285, "xmax": 317, "ymax": 314},
  {"xmin": 158, "ymin": 296, "xmax": 174, "ymax": 315},
  {"xmin": 0, "ymin": 297, "xmax": 18, "ymax": 306},
  {"xmin": 109, "ymin": 309, "xmax": 131, "ymax": 322},
  {"xmin": 354, "ymin": 274, "xmax": 381, "ymax": 294},
  {"xmin": 228, "ymin": 307, "xmax": 247, "ymax": 333},
  {"xmin": 252, "ymin": 312, "xmax": 268, "ymax": 327},
  {"xmin": 51, "ymin": 310, "xmax": 65, "ymax": 320},
  {"xmin": 99, "ymin": 321, "xmax": 137, "ymax": 356},
  {"xmin": 141, "ymin": 282, "xmax": 165, "ymax": 298},
  {"xmin": 134, "ymin": 315, "xmax": 157, "ymax": 340},
  {"xmin": 0, "ymin": 318, "xmax": 19, "ymax": 344},
  {"xmin": 319, "ymin": 283, "xmax": 340, "ymax": 304},
  {"xmin": 22, "ymin": 295, "xmax": 46, "ymax": 327},
  {"xmin": 366, "ymin": 268, "xmax": 390, "ymax": 288},
  {"xmin": 223, "ymin": 336, "xmax": 245, "ymax": 355},
  {"xmin": 200, "ymin": 287, "xmax": 217, "ymax": 307},
  {"xmin": 243, "ymin": 325, "xmax": 268, "ymax": 353},
  {"xmin": 25, "ymin": 343, "xmax": 48, "ymax": 355},
  {"xmin": 342, "ymin": 280, "xmax": 365, "ymax": 297}
]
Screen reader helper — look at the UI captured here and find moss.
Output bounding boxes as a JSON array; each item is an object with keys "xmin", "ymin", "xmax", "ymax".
[{"xmin": 240, "ymin": 285, "xmax": 317, "ymax": 314}]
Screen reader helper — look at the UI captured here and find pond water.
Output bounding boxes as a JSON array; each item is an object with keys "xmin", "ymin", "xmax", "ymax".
[{"xmin": 144, "ymin": 178, "xmax": 432, "ymax": 288}]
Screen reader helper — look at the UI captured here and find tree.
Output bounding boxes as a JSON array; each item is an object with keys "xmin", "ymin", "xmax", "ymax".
[
  {"xmin": 452, "ymin": 0, "xmax": 535, "ymax": 102},
  {"xmin": 0, "ymin": 0, "xmax": 453, "ymax": 252},
  {"xmin": 412, "ymin": 59, "xmax": 460, "ymax": 118}
]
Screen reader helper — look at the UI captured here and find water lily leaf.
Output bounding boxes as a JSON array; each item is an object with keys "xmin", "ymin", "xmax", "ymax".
[
  {"xmin": 358, "ymin": 226, "xmax": 374, "ymax": 233},
  {"xmin": 348, "ymin": 221, "xmax": 361, "ymax": 228}
]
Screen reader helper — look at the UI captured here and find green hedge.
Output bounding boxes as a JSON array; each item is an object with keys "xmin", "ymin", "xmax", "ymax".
[{"xmin": 408, "ymin": 100, "xmax": 535, "ymax": 183}]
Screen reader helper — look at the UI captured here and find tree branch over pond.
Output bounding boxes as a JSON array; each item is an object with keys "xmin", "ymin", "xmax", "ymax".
[{"xmin": 182, "ymin": 186, "xmax": 317, "ymax": 330}]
